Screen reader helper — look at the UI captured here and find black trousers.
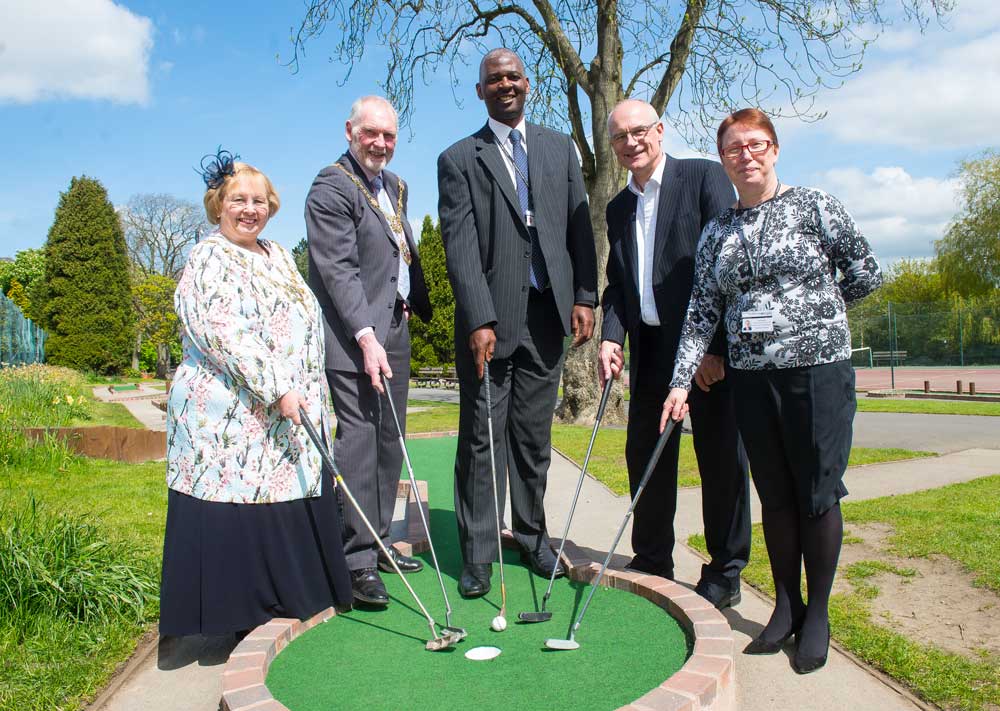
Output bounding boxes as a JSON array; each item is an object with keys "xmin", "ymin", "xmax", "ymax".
[
  {"xmin": 453, "ymin": 288, "xmax": 566, "ymax": 563},
  {"xmin": 626, "ymin": 325, "xmax": 751, "ymax": 585}
]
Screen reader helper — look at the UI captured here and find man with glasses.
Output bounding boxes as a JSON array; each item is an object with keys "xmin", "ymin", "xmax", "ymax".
[
  {"xmin": 598, "ymin": 99, "xmax": 751, "ymax": 609},
  {"xmin": 306, "ymin": 95, "xmax": 431, "ymax": 606},
  {"xmin": 437, "ymin": 49, "xmax": 597, "ymax": 598}
]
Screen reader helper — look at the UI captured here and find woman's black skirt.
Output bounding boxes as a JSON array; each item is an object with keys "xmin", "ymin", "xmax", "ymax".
[
  {"xmin": 730, "ymin": 360, "xmax": 855, "ymax": 517},
  {"xmin": 159, "ymin": 467, "xmax": 353, "ymax": 637}
]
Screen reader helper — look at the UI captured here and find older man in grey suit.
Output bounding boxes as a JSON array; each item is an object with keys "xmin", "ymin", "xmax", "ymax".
[
  {"xmin": 438, "ymin": 49, "xmax": 598, "ymax": 598},
  {"xmin": 306, "ymin": 95, "xmax": 431, "ymax": 606},
  {"xmin": 599, "ymin": 99, "xmax": 751, "ymax": 609}
]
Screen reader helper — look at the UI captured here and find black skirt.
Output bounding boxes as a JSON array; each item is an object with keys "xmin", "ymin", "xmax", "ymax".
[
  {"xmin": 159, "ymin": 467, "xmax": 353, "ymax": 637},
  {"xmin": 730, "ymin": 360, "xmax": 854, "ymax": 517}
]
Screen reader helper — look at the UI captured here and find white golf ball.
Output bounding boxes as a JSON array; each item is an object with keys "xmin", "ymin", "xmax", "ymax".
[{"xmin": 491, "ymin": 615, "xmax": 507, "ymax": 632}]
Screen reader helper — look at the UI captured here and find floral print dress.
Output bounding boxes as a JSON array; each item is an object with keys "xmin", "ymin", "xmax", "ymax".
[
  {"xmin": 166, "ymin": 233, "xmax": 332, "ymax": 503},
  {"xmin": 671, "ymin": 187, "xmax": 882, "ymax": 389}
]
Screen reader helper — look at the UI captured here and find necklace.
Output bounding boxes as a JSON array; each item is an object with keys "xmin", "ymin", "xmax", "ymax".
[
  {"xmin": 333, "ymin": 163, "xmax": 412, "ymax": 265},
  {"xmin": 736, "ymin": 180, "xmax": 781, "ymax": 284}
]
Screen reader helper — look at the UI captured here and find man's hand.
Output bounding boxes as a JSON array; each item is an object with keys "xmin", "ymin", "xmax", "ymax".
[
  {"xmin": 598, "ymin": 340, "xmax": 624, "ymax": 387},
  {"xmin": 277, "ymin": 390, "xmax": 308, "ymax": 425},
  {"xmin": 694, "ymin": 354, "xmax": 725, "ymax": 392},
  {"xmin": 659, "ymin": 387, "xmax": 690, "ymax": 432},
  {"xmin": 571, "ymin": 305, "xmax": 595, "ymax": 346},
  {"xmin": 469, "ymin": 326, "xmax": 496, "ymax": 380},
  {"xmin": 358, "ymin": 332, "xmax": 391, "ymax": 393}
]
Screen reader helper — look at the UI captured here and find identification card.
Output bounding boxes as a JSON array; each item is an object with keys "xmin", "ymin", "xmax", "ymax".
[
  {"xmin": 525, "ymin": 209, "xmax": 535, "ymax": 227},
  {"xmin": 741, "ymin": 309, "xmax": 774, "ymax": 333}
]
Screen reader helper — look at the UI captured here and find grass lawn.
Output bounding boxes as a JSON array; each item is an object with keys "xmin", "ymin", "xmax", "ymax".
[
  {"xmin": 856, "ymin": 398, "xmax": 1000, "ymax": 416},
  {"xmin": 688, "ymin": 475, "xmax": 1000, "ymax": 711},
  {"xmin": 404, "ymin": 400, "xmax": 931, "ymax": 495}
]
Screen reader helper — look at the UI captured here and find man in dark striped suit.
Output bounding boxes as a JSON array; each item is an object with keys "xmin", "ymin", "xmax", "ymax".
[
  {"xmin": 599, "ymin": 99, "xmax": 751, "ymax": 609},
  {"xmin": 437, "ymin": 48, "xmax": 598, "ymax": 598}
]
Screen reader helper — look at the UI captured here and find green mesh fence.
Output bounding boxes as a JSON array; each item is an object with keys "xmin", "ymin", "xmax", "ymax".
[
  {"xmin": 0, "ymin": 292, "xmax": 46, "ymax": 365},
  {"xmin": 849, "ymin": 301, "xmax": 1000, "ymax": 367}
]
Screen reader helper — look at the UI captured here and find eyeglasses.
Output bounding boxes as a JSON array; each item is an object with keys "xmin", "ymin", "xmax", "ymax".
[
  {"xmin": 610, "ymin": 122, "xmax": 658, "ymax": 145},
  {"xmin": 721, "ymin": 140, "xmax": 774, "ymax": 159}
]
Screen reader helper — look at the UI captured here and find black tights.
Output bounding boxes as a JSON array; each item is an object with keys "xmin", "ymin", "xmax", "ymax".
[{"xmin": 759, "ymin": 502, "xmax": 842, "ymax": 658}]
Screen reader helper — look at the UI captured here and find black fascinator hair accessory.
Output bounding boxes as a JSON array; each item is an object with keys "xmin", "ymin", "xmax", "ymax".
[{"xmin": 197, "ymin": 147, "xmax": 240, "ymax": 189}]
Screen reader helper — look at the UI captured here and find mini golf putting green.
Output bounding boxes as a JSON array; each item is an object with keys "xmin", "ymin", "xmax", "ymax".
[{"xmin": 266, "ymin": 436, "xmax": 691, "ymax": 711}]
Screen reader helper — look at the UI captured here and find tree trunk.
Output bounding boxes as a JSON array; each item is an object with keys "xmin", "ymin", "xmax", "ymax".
[
  {"xmin": 556, "ymin": 79, "xmax": 628, "ymax": 425},
  {"xmin": 155, "ymin": 342, "xmax": 170, "ymax": 379},
  {"xmin": 132, "ymin": 333, "xmax": 141, "ymax": 371}
]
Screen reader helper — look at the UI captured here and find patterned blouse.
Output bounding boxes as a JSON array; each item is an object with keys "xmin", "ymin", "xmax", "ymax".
[
  {"xmin": 670, "ymin": 187, "xmax": 882, "ymax": 389},
  {"xmin": 166, "ymin": 233, "xmax": 333, "ymax": 503}
]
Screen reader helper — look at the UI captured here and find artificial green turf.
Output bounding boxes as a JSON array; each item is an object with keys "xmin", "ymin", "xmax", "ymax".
[{"xmin": 267, "ymin": 436, "xmax": 690, "ymax": 711}]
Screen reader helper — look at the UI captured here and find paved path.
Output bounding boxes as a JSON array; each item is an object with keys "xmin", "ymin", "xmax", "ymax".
[{"xmin": 851, "ymin": 411, "xmax": 999, "ymax": 452}]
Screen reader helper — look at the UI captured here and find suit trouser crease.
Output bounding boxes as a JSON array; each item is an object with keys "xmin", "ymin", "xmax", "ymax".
[
  {"xmin": 327, "ymin": 304, "xmax": 410, "ymax": 570},
  {"xmin": 454, "ymin": 289, "xmax": 565, "ymax": 563}
]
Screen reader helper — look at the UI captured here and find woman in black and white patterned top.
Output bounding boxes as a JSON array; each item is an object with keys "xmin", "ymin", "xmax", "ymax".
[{"xmin": 661, "ymin": 109, "xmax": 881, "ymax": 674}]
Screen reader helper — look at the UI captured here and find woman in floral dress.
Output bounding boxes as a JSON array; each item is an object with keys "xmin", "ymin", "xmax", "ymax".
[
  {"xmin": 661, "ymin": 110, "xmax": 882, "ymax": 674},
  {"xmin": 159, "ymin": 151, "xmax": 352, "ymax": 636}
]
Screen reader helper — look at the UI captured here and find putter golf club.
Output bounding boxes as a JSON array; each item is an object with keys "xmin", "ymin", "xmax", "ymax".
[
  {"xmin": 381, "ymin": 374, "xmax": 467, "ymax": 641},
  {"xmin": 519, "ymin": 377, "xmax": 614, "ymax": 623},
  {"xmin": 483, "ymin": 363, "xmax": 508, "ymax": 631},
  {"xmin": 545, "ymin": 416, "xmax": 679, "ymax": 651},
  {"xmin": 297, "ymin": 407, "xmax": 462, "ymax": 652}
]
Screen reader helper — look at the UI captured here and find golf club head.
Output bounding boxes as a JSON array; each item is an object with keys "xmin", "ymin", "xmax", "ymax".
[
  {"xmin": 517, "ymin": 611, "xmax": 553, "ymax": 623},
  {"xmin": 544, "ymin": 638, "xmax": 580, "ymax": 651},
  {"xmin": 443, "ymin": 626, "xmax": 468, "ymax": 642},
  {"xmin": 425, "ymin": 631, "xmax": 462, "ymax": 651}
]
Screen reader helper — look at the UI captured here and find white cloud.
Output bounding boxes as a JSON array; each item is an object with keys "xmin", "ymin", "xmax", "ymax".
[
  {"xmin": 814, "ymin": 0, "xmax": 1000, "ymax": 149},
  {"xmin": 0, "ymin": 0, "xmax": 153, "ymax": 104},
  {"xmin": 811, "ymin": 166, "xmax": 961, "ymax": 260}
]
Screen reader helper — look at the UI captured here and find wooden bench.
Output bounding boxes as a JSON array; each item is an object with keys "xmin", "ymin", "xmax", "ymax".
[
  {"xmin": 872, "ymin": 350, "xmax": 907, "ymax": 366},
  {"xmin": 414, "ymin": 366, "xmax": 458, "ymax": 387}
]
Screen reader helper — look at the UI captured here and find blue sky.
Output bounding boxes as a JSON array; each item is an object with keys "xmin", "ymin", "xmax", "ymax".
[{"xmin": 2, "ymin": 0, "xmax": 998, "ymax": 266}]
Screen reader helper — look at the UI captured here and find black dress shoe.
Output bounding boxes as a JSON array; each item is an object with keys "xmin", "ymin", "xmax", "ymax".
[
  {"xmin": 520, "ymin": 545, "xmax": 565, "ymax": 578},
  {"xmin": 350, "ymin": 568, "xmax": 389, "ymax": 606},
  {"xmin": 694, "ymin": 580, "xmax": 741, "ymax": 610},
  {"xmin": 792, "ymin": 624, "xmax": 830, "ymax": 674},
  {"xmin": 458, "ymin": 563, "xmax": 492, "ymax": 598},
  {"xmin": 743, "ymin": 618, "xmax": 804, "ymax": 655},
  {"xmin": 377, "ymin": 546, "xmax": 424, "ymax": 574}
]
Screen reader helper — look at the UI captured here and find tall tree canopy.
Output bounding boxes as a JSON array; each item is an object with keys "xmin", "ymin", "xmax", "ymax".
[
  {"xmin": 289, "ymin": 0, "xmax": 950, "ymax": 421},
  {"xmin": 41, "ymin": 176, "xmax": 135, "ymax": 374},
  {"xmin": 408, "ymin": 215, "xmax": 456, "ymax": 370},
  {"xmin": 120, "ymin": 193, "xmax": 207, "ymax": 279},
  {"xmin": 936, "ymin": 149, "xmax": 1000, "ymax": 297}
]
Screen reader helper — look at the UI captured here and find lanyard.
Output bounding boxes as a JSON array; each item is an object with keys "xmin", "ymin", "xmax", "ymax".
[{"xmin": 736, "ymin": 181, "xmax": 781, "ymax": 285}]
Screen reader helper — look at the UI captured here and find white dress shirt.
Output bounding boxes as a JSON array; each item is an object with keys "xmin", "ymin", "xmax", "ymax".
[
  {"xmin": 488, "ymin": 116, "xmax": 528, "ymax": 190},
  {"xmin": 627, "ymin": 154, "xmax": 666, "ymax": 325}
]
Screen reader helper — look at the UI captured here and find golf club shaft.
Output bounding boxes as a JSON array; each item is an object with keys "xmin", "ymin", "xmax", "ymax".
[
  {"xmin": 380, "ymin": 375, "xmax": 458, "ymax": 628},
  {"xmin": 541, "ymin": 377, "xmax": 614, "ymax": 610},
  {"xmin": 297, "ymin": 407, "xmax": 441, "ymax": 636},
  {"xmin": 568, "ymin": 417, "xmax": 678, "ymax": 641},
  {"xmin": 483, "ymin": 364, "xmax": 506, "ymax": 615}
]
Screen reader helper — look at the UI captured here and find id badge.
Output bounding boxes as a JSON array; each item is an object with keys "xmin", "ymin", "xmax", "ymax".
[
  {"xmin": 525, "ymin": 209, "xmax": 536, "ymax": 227},
  {"xmin": 741, "ymin": 309, "xmax": 774, "ymax": 333}
]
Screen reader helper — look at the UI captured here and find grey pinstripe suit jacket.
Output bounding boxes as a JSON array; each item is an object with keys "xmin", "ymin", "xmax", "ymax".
[
  {"xmin": 306, "ymin": 153, "xmax": 431, "ymax": 372},
  {"xmin": 437, "ymin": 122, "xmax": 597, "ymax": 359},
  {"xmin": 602, "ymin": 156, "xmax": 733, "ymax": 370}
]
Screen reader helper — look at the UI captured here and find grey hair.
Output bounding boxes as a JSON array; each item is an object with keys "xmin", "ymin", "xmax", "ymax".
[
  {"xmin": 606, "ymin": 99, "xmax": 660, "ymax": 136},
  {"xmin": 347, "ymin": 95, "xmax": 398, "ymax": 128}
]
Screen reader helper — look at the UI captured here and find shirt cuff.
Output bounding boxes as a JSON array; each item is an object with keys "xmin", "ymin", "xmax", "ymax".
[{"xmin": 354, "ymin": 326, "xmax": 374, "ymax": 343}]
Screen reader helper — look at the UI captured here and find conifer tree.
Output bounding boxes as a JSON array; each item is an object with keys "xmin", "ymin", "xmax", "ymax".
[
  {"xmin": 408, "ymin": 216, "xmax": 456, "ymax": 370},
  {"xmin": 40, "ymin": 176, "xmax": 135, "ymax": 373}
]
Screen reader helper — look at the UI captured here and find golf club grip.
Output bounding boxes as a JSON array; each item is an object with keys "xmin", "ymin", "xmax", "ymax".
[
  {"xmin": 643, "ymin": 417, "xmax": 677, "ymax": 483},
  {"xmin": 380, "ymin": 373, "xmax": 404, "ymax": 433},
  {"xmin": 595, "ymin": 376, "xmax": 614, "ymax": 422}
]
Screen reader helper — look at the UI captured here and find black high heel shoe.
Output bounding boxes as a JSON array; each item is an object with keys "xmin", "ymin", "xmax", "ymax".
[
  {"xmin": 743, "ymin": 617, "xmax": 804, "ymax": 655},
  {"xmin": 792, "ymin": 623, "xmax": 831, "ymax": 674}
]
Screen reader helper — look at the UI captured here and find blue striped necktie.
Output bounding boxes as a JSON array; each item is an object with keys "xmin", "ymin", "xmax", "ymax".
[{"xmin": 509, "ymin": 128, "xmax": 548, "ymax": 290}]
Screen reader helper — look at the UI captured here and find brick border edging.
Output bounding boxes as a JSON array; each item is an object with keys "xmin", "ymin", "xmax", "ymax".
[{"xmin": 219, "ymin": 489, "xmax": 736, "ymax": 711}]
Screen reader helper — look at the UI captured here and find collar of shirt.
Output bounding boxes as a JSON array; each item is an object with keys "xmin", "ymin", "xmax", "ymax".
[
  {"xmin": 627, "ymin": 153, "xmax": 667, "ymax": 198},
  {"xmin": 488, "ymin": 116, "xmax": 528, "ymax": 153}
]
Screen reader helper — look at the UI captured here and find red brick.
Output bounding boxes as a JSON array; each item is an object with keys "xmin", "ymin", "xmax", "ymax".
[
  {"xmin": 673, "ymin": 592, "xmax": 714, "ymax": 613},
  {"xmin": 685, "ymin": 653, "xmax": 733, "ymax": 686},
  {"xmin": 693, "ymin": 621, "xmax": 732, "ymax": 640},
  {"xmin": 222, "ymin": 666, "xmax": 265, "ymax": 690},
  {"xmin": 684, "ymin": 607, "xmax": 726, "ymax": 626},
  {"xmin": 222, "ymin": 684, "xmax": 273, "ymax": 711},
  {"xmin": 633, "ymin": 686, "xmax": 696, "ymax": 711},
  {"xmin": 693, "ymin": 637, "xmax": 734, "ymax": 658},
  {"xmin": 230, "ymin": 639, "xmax": 275, "ymax": 664},
  {"xmin": 660, "ymin": 669, "xmax": 717, "ymax": 708}
]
